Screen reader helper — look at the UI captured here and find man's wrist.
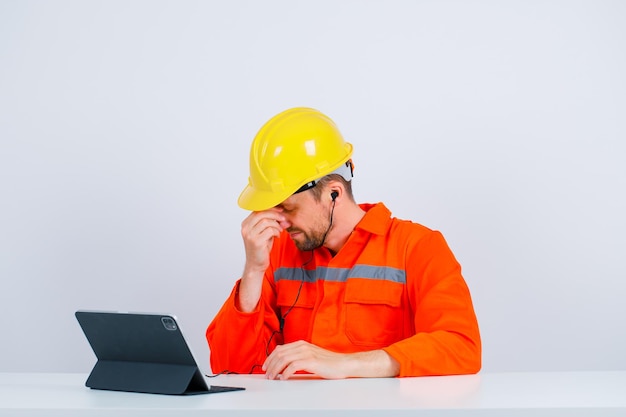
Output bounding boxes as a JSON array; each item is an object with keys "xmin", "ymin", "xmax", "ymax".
[
  {"xmin": 235, "ymin": 275, "xmax": 263, "ymax": 313},
  {"xmin": 348, "ymin": 349, "xmax": 400, "ymax": 378}
]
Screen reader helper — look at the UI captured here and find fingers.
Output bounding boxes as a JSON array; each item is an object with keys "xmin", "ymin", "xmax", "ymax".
[
  {"xmin": 242, "ymin": 210, "xmax": 286, "ymax": 240},
  {"xmin": 263, "ymin": 341, "xmax": 307, "ymax": 380},
  {"xmin": 262, "ymin": 341, "xmax": 344, "ymax": 380},
  {"xmin": 241, "ymin": 210, "xmax": 287, "ymax": 272},
  {"xmin": 242, "ymin": 210, "xmax": 286, "ymax": 244}
]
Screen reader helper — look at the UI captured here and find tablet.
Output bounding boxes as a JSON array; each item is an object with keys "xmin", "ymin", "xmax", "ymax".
[{"xmin": 75, "ymin": 310, "xmax": 245, "ymax": 395}]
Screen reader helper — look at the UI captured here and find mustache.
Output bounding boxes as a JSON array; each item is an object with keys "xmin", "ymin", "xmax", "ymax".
[{"xmin": 286, "ymin": 227, "xmax": 303, "ymax": 234}]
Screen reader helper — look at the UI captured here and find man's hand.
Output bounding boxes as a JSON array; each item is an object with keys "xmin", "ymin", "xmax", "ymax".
[
  {"xmin": 238, "ymin": 209, "xmax": 287, "ymax": 312},
  {"xmin": 262, "ymin": 340, "xmax": 400, "ymax": 380}
]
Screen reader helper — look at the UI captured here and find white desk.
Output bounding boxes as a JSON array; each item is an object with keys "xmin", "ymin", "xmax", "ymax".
[{"xmin": 1, "ymin": 371, "xmax": 625, "ymax": 416}]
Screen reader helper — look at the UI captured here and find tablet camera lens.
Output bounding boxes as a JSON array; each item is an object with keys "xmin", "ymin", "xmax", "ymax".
[{"xmin": 161, "ymin": 317, "xmax": 177, "ymax": 331}]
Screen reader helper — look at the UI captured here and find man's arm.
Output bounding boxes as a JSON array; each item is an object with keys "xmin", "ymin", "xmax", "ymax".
[
  {"xmin": 207, "ymin": 209, "xmax": 287, "ymax": 373},
  {"xmin": 238, "ymin": 209, "xmax": 286, "ymax": 312},
  {"xmin": 206, "ymin": 277, "xmax": 281, "ymax": 374},
  {"xmin": 383, "ymin": 231, "xmax": 482, "ymax": 377}
]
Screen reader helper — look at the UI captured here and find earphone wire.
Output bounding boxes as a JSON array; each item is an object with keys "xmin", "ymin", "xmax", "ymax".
[
  {"xmin": 268, "ymin": 195, "xmax": 336, "ymax": 354},
  {"xmin": 206, "ymin": 196, "xmax": 337, "ymax": 376}
]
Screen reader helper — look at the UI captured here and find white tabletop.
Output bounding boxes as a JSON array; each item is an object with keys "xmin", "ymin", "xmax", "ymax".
[{"xmin": 1, "ymin": 371, "xmax": 625, "ymax": 416}]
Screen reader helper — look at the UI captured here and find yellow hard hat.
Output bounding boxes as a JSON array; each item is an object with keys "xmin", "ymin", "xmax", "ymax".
[{"xmin": 238, "ymin": 107, "xmax": 354, "ymax": 211}]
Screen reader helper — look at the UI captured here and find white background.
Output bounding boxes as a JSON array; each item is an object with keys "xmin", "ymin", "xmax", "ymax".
[{"xmin": 1, "ymin": 0, "xmax": 624, "ymax": 374}]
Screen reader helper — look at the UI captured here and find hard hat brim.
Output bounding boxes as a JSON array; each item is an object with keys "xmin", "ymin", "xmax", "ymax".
[
  {"xmin": 237, "ymin": 183, "xmax": 291, "ymax": 212},
  {"xmin": 238, "ymin": 156, "xmax": 354, "ymax": 212}
]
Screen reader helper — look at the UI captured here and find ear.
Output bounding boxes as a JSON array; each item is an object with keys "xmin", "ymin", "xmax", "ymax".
[{"xmin": 325, "ymin": 179, "xmax": 345, "ymax": 203}]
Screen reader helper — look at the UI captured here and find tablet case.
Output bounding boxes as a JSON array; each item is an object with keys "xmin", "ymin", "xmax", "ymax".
[{"xmin": 75, "ymin": 310, "xmax": 244, "ymax": 395}]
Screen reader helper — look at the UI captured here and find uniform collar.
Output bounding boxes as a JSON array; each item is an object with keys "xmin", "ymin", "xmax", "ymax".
[{"xmin": 355, "ymin": 202, "xmax": 393, "ymax": 236}]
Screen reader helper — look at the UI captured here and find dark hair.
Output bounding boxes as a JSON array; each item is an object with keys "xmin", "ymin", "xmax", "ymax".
[{"xmin": 309, "ymin": 174, "xmax": 354, "ymax": 203}]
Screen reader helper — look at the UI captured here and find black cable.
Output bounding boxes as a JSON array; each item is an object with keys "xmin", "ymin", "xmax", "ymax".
[
  {"xmin": 271, "ymin": 197, "xmax": 336, "ymax": 346},
  {"xmin": 207, "ymin": 198, "xmax": 337, "ymax": 377},
  {"xmin": 205, "ymin": 364, "xmax": 263, "ymax": 378}
]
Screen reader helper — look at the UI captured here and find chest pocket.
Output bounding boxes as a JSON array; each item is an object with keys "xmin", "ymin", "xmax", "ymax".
[
  {"xmin": 276, "ymin": 280, "xmax": 316, "ymax": 343},
  {"xmin": 344, "ymin": 279, "xmax": 405, "ymax": 348}
]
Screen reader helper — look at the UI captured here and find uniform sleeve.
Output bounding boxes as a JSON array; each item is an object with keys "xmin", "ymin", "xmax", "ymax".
[
  {"xmin": 383, "ymin": 231, "xmax": 482, "ymax": 377},
  {"xmin": 206, "ymin": 276, "xmax": 282, "ymax": 374}
]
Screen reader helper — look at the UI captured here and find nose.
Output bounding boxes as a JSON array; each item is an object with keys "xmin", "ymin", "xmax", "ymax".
[{"xmin": 278, "ymin": 217, "xmax": 291, "ymax": 230}]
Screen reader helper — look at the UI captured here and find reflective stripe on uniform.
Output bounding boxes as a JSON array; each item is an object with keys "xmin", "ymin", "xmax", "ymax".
[{"xmin": 274, "ymin": 265, "xmax": 406, "ymax": 284}]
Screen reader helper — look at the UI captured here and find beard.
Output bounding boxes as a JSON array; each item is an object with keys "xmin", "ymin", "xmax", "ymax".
[{"xmin": 288, "ymin": 220, "xmax": 331, "ymax": 251}]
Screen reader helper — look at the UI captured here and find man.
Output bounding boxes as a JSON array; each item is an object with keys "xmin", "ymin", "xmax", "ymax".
[{"xmin": 207, "ymin": 107, "xmax": 481, "ymax": 380}]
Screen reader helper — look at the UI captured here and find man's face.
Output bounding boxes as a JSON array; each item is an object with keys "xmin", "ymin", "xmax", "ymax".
[{"xmin": 275, "ymin": 190, "xmax": 330, "ymax": 251}]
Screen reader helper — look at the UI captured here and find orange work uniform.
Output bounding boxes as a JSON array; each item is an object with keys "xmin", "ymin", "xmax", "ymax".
[{"xmin": 206, "ymin": 203, "xmax": 481, "ymax": 377}]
